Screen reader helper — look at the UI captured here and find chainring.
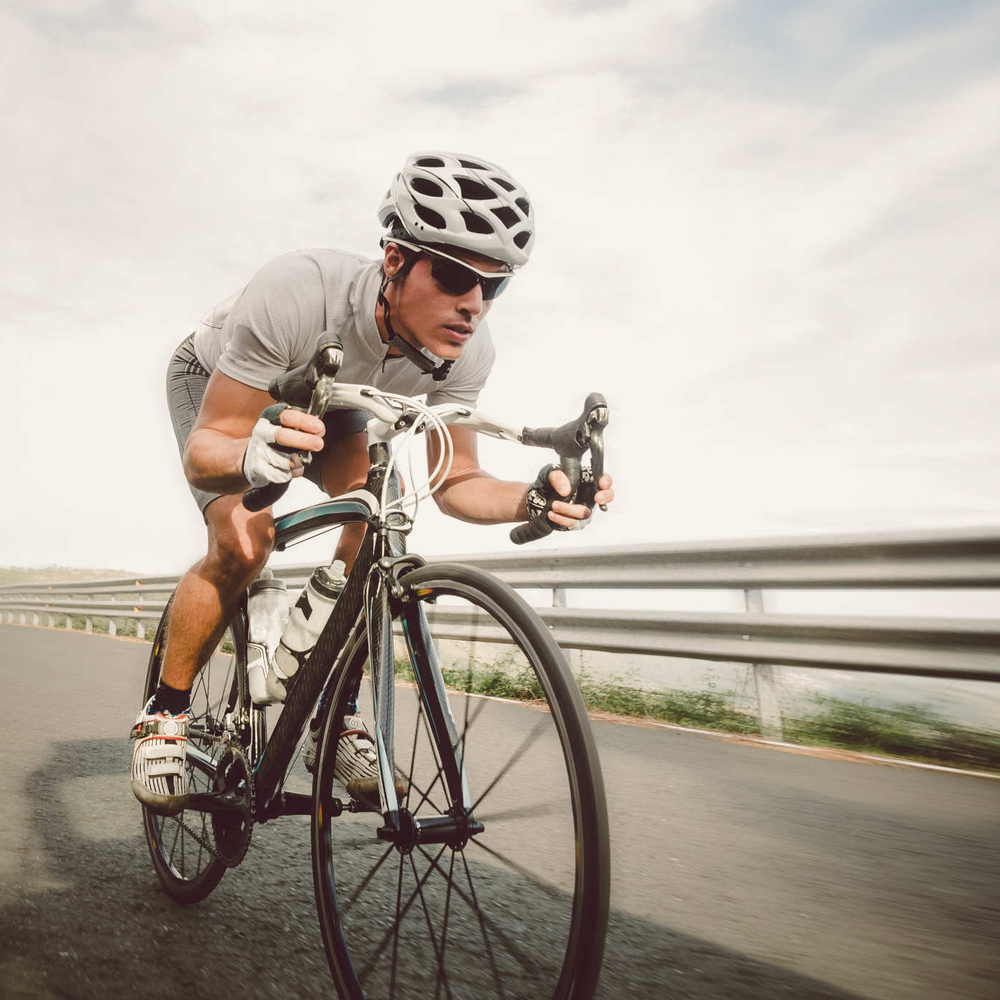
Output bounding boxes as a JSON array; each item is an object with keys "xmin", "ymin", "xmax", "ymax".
[{"xmin": 211, "ymin": 742, "xmax": 255, "ymax": 868}]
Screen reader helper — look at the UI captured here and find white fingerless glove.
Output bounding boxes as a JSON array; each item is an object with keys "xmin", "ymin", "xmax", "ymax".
[{"xmin": 242, "ymin": 405, "xmax": 296, "ymax": 489}]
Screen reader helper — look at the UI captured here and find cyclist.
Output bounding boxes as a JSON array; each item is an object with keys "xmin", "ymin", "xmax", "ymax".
[{"xmin": 131, "ymin": 151, "xmax": 615, "ymax": 814}]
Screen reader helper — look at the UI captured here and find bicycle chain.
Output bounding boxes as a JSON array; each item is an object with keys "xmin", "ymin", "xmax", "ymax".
[{"xmin": 170, "ymin": 739, "xmax": 255, "ymax": 869}]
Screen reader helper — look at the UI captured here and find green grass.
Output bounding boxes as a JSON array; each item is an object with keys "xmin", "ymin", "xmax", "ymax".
[
  {"xmin": 783, "ymin": 697, "xmax": 1000, "ymax": 772},
  {"xmin": 395, "ymin": 655, "xmax": 1000, "ymax": 772}
]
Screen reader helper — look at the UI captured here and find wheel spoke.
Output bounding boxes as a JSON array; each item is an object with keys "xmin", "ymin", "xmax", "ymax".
[
  {"xmin": 476, "ymin": 800, "xmax": 559, "ymax": 824},
  {"xmin": 433, "ymin": 850, "xmax": 456, "ymax": 1000},
  {"xmin": 167, "ymin": 817, "xmax": 180, "ymax": 869},
  {"xmin": 459, "ymin": 849, "xmax": 507, "ymax": 998},
  {"xmin": 390, "ymin": 850, "xmax": 404, "ymax": 998},
  {"xmin": 417, "ymin": 845, "xmax": 542, "ymax": 983},
  {"xmin": 460, "ymin": 693, "xmax": 490, "ymax": 762},
  {"xmin": 340, "ymin": 840, "xmax": 396, "ymax": 919},
  {"xmin": 404, "ymin": 693, "xmax": 423, "ymax": 811},
  {"xmin": 467, "ymin": 836, "xmax": 569, "ymax": 906},
  {"xmin": 469, "ymin": 715, "xmax": 549, "ymax": 815},
  {"xmin": 357, "ymin": 843, "xmax": 449, "ymax": 984},
  {"xmin": 408, "ymin": 852, "xmax": 454, "ymax": 1000}
]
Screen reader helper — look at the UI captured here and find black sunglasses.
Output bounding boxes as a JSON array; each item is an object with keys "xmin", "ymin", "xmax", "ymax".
[
  {"xmin": 391, "ymin": 238, "xmax": 512, "ymax": 301},
  {"xmin": 425, "ymin": 251, "xmax": 511, "ymax": 301}
]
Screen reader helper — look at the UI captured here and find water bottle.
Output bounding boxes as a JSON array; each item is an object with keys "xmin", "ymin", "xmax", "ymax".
[
  {"xmin": 265, "ymin": 559, "xmax": 347, "ymax": 703},
  {"xmin": 247, "ymin": 570, "xmax": 289, "ymax": 705}
]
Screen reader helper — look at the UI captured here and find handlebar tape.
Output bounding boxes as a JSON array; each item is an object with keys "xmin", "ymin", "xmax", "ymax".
[{"xmin": 509, "ymin": 518, "xmax": 555, "ymax": 545}]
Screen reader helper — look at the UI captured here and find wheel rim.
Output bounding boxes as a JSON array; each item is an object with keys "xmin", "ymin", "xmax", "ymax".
[{"xmin": 313, "ymin": 581, "xmax": 605, "ymax": 999}]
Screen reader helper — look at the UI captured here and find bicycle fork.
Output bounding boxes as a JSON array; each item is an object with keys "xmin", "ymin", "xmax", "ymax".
[{"xmin": 366, "ymin": 571, "xmax": 482, "ymax": 852}]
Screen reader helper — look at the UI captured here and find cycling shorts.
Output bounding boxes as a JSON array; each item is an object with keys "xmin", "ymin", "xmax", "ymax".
[{"xmin": 166, "ymin": 333, "xmax": 367, "ymax": 517}]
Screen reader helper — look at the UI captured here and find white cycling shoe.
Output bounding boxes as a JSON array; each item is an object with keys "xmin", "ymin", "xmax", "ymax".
[
  {"xmin": 130, "ymin": 700, "xmax": 190, "ymax": 816},
  {"xmin": 304, "ymin": 715, "xmax": 407, "ymax": 810}
]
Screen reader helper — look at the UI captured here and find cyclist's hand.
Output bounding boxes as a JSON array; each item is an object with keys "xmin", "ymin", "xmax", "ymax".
[
  {"xmin": 527, "ymin": 465, "xmax": 615, "ymax": 531},
  {"xmin": 242, "ymin": 403, "xmax": 325, "ymax": 489}
]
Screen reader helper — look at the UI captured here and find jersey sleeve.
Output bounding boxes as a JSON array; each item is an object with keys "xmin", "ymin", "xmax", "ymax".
[
  {"xmin": 215, "ymin": 253, "xmax": 326, "ymax": 390},
  {"xmin": 425, "ymin": 325, "xmax": 497, "ymax": 408}
]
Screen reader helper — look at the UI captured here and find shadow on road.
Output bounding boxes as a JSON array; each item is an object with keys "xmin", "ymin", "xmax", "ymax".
[{"xmin": 0, "ymin": 738, "xmax": 865, "ymax": 999}]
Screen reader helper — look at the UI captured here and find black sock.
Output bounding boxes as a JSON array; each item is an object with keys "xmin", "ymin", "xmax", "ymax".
[{"xmin": 150, "ymin": 681, "xmax": 192, "ymax": 716}]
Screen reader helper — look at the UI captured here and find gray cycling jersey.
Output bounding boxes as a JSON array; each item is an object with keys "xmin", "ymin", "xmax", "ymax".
[{"xmin": 191, "ymin": 249, "xmax": 495, "ymax": 408}]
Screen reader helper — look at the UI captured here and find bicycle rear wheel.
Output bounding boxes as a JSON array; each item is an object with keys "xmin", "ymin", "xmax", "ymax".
[
  {"xmin": 311, "ymin": 562, "xmax": 610, "ymax": 999},
  {"xmin": 138, "ymin": 595, "xmax": 253, "ymax": 903}
]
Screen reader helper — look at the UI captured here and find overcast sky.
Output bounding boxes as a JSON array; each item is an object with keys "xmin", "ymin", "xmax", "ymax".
[{"xmin": 3, "ymin": 0, "xmax": 999, "ymax": 575}]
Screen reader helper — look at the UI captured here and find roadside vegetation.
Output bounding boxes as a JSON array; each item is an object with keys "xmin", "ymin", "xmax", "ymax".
[
  {"xmin": 394, "ymin": 655, "xmax": 1000, "ymax": 773},
  {"xmin": 7, "ymin": 602, "xmax": 998, "ymax": 773}
]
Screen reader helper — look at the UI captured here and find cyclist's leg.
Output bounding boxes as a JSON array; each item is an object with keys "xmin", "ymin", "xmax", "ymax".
[
  {"xmin": 159, "ymin": 494, "xmax": 274, "ymax": 691},
  {"xmin": 132, "ymin": 495, "xmax": 272, "ymax": 812}
]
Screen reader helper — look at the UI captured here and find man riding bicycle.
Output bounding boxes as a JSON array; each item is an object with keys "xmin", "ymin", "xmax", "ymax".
[{"xmin": 131, "ymin": 151, "xmax": 615, "ymax": 815}]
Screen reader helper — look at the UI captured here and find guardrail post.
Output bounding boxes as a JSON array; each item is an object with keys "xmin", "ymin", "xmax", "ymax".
[
  {"xmin": 47, "ymin": 614, "xmax": 54, "ymax": 627},
  {"xmin": 85, "ymin": 618, "xmax": 93, "ymax": 633},
  {"xmin": 744, "ymin": 589, "xmax": 784, "ymax": 740},
  {"xmin": 136, "ymin": 620, "xmax": 145, "ymax": 640},
  {"xmin": 65, "ymin": 616, "xmax": 72, "ymax": 629},
  {"xmin": 108, "ymin": 619, "xmax": 117, "ymax": 637},
  {"xmin": 20, "ymin": 612, "xmax": 26, "ymax": 625},
  {"xmin": 32, "ymin": 613, "xmax": 39, "ymax": 626},
  {"xmin": 551, "ymin": 588, "xmax": 585, "ymax": 673}
]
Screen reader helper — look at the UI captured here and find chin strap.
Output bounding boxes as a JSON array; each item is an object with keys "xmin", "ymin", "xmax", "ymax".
[{"xmin": 377, "ymin": 268, "xmax": 454, "ymax": 382}]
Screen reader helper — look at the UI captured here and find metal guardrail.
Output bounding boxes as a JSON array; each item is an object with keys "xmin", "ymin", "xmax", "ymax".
[{"xmin": 3, "ymin": 527, "xmax": 1000, "ymax": 733}]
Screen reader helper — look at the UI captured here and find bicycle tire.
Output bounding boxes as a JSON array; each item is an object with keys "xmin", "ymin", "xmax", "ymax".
[
  {"xmin": 310, "ymin": 562, "xmax": 611, "ymax": 999},
  {"xmin": 138, "ymin": 593, "xmax": 252, "ymax": 903}
]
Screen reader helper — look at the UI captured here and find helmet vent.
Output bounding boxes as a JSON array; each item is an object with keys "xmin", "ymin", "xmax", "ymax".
[
  {"xmin": 458, "ymin": 159, "xmax": 488, "ymax": 170},
  {"xmin": 513, "ymin": 231, "xmax": 531, "ymax": 249},
  {"xmin": 411, "ymin": 177, "xmax": 444, "ymax": 197},
  {"xmin": 491, "ymin": 206, "xmax": 519, "ymax": 229},
  {"xmin": 457, "ymin": 177, "xmax": 494, "ymax": 200},
  {"xmin": 492, "ymin": 177, "xmax": 515, "ymax": 192},
  {"xmin": 415, "ymin": 157, "xmax": 445, "ymax": 167},
  {"xmin": 462, "ymin": 211, "xmax": 495, "ymax": 235},
  {"xmin": 415, "ymin": 204, "xmax": 447, "ymax": 229},
  {"xmin": 515, "ymin": 197, "xmax": 531, "ymax": 216}
]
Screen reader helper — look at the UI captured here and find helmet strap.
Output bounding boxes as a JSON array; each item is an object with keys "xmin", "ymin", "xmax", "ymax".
[{"xmin": 377, "ymin": 258, "xmax": 454, "ymax": 383}]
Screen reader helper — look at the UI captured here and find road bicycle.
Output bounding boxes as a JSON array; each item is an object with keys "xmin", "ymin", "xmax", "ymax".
[{"xmin": 137, "ymin": 338, "xmax": 611, "ymax": 998}]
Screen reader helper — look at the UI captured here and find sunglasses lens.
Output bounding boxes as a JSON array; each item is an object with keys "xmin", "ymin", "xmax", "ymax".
[
  {"xmin": 482, "ymin": 275, "xmax": 510, "ymax": 301},
  {"xmin": 429, "ymin": 256, "xmax": 510, "ymax": 301},
  {"xmin": 431, "ymin": 258, "xmax": 478, "ymax": 296}
]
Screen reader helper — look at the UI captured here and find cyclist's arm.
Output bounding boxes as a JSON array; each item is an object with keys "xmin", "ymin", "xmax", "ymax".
[
  {"xmin": 183, "ymin": 370, "xmax": 324, "ymax": 494},
  {"xmin": 427, "ymin": 426, "xmax": 613, "ymax": 528}
]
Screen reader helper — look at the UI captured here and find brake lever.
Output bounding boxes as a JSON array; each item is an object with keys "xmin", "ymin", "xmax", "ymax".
[{"xmin": 242, "ymin": 337, "xmax": 345, "ymax": 512}]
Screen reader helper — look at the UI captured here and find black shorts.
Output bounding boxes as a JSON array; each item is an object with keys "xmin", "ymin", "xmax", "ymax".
[{"xmin": 166, "ymin": 334, "xmax": 368, "ymax": 516}]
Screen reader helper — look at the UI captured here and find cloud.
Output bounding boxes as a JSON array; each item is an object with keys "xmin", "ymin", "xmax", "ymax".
[{"xmin": 1, "ymin": 0, "xmax": 998, "ymax": 569}]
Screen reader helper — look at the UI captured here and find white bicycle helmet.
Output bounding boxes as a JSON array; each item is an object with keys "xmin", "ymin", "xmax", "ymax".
[{"xmin": 378, "ymin": 151, "xmax": 535, "ymax": 268}]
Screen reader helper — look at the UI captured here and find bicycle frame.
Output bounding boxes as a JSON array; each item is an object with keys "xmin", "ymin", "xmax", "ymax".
[
  {"xmin": 251, "ymin": 441, "xmax": 391, "ymax": 820},
  {"xmin": 248, "ymin": 438, "xmax": 475, "ymax": 847}
]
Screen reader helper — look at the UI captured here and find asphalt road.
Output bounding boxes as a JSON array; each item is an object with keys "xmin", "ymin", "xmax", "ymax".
[{"xmin": 1, "ymin": 625, "xmax": 997, "ymax": 999}]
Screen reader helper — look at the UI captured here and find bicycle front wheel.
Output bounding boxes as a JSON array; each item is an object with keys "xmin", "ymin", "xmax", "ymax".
[{"xmin": 311, "ymin": 562, "xmax": 610, "ymax": 999}]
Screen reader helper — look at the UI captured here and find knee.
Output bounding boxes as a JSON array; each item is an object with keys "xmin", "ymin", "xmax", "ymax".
[{"xmin": 204, "ymin": 515, "xmax": 273, "ymax": 588}]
